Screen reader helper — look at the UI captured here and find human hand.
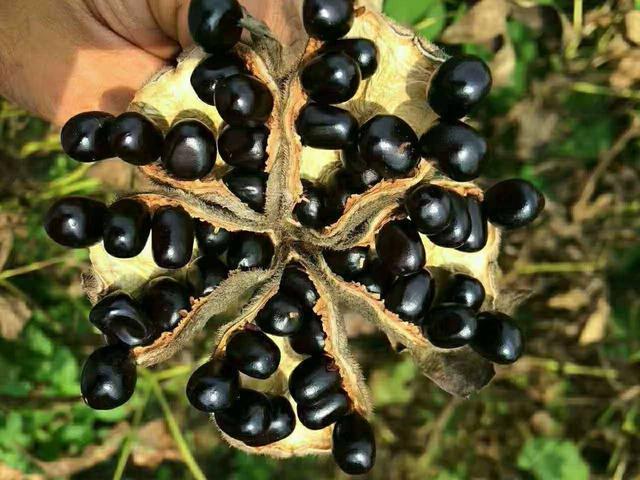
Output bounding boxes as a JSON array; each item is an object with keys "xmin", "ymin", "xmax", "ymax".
[{"xmin": 0, "ymin": 0, "xmax": 301, "ymax": 126}]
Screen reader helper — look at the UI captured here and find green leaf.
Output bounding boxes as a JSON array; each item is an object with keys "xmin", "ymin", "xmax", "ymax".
[
  {"xmin": 370, "ymin": 357, "xmax": 417, "ymax": 406},
  {"xmin": 383, "ymin": 0, "xmax": 446, "ymax": 40},
  {"xmin": 518, "ymin": 438, "xmax": 590, "ymax": 480}
]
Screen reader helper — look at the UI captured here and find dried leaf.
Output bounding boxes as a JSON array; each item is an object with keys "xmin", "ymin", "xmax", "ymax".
[
  {"xmin": 441, "ymin": 0, "xmax": 510, "ymax": 44},
  {"xmin": 131, "ymin": 420, "xmax": 181, "ymax": 468},
  {"xmin": 508, "ymin": 99, "xmax": 558, "ymax": 159},
  {"xmin": 625, "ymin": 11, "xmax": 640, "ymax": 45},
  {"xmin": 548, "ymin": 289, "xmax": 591, "ymax": 311},
  {"xmin": 0, "ymin": 291, "xmax": 31, "ymax": 340},
  {"xmin": 490, "ymin": 37, "xmax": 516, "ymax": 88},
  {"xmin": 0, "ymin": 463, "xmax": 44, "ymax": 480},
  {"xmin": 0, "ymin": 213, "xmax": 16, "ymax": 272},
  {"xmin": 610, "ymin": 49, "xmax": 640, "ymax": 89},
  {"xmin": 579, "ymin": 297, "xmax": 610, "ymax": 345}
]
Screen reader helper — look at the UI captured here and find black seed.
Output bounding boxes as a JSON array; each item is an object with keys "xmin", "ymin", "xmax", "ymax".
[
  {"xmin": 375, "ymin": 219, "xmax": 426, "ymax": 276},
  {"xmin": 422, "ymin": 303, "xmax": 478, "ymax": 349},
  {"xmin": 355, "ymin": 256, "xmax": 393, "ymax": 297},
  {"xmin": 289, "ymin": 355, "xmax": 342, "ymax": 404},
  {"xmin": 245, "ymin": 395, "xmax": 296, "ymax": 446},
  {"xmin": 297, "ymin": 390, "xmax": 350, "ymax": 430},
  {"xmin": 226, "ymin": 232, "xmax": 274, "ymax": 270},
  {"xmin": 186, "ymin": 359, "xmax": 239, "ymax": 412},
  {"xmin": 358, "ymin": 115, "xmax": 420, "ymax": 177},
  {"xmin": 428, "ymin": 55, "xmax": 492, "ymax": 120},
  {"xmin": 441, "ymin": 274, "xmax": 485, "ymax": 311},
  {"xmin": 140, "ymin": 276, "xmax": 191, "ymax": 332},
  {"xmin": 324, "ymin": 247, "xmax": 369, "ymax": 280},
  {"xmin": 218, "ymin": 125, "xmax": 269, "ymax": 170},
  {"xmin": 186, "ymin": 255, "xmax": 229, "ymax": 297},
  {"xmin": 428, "ymin": 192, "xmax": 471, "ymax": 249},
  {"xmin": 303, "ymin": 0, "xmax": 354, "ymax": 41},
  {"xmin": 61, "ymin": 111, "xmax": 113, "ymax": 163},
  {"xmin": 420, "ymin": 120, "xmax": 487, "ymax": 181},
  {"xmin": 90, "ymin": 291, "xmax": 156, "ymax": 347},
  {"xmin": 471, "ymin": 311, "xmax": 524, "ymax": 364},
  {"xmin": 222, "ymin": 169, "xmax": 267, "ymax": 212},
  {"xmin": 195, "ymin": 220, "xmax": 232, "ymax": 256},
  {"xmin": 81, "ymin": 345, "xmax": 137, "ymax": 410},
  {"xmin": 294, "ymin": 179, "xmax": 329, "ymax": 229},
  {"xmin": 191, "ymin": 53, "xmax": 247, "ymax": 105},
  {"xmin": 226, "ymin": 330, "xmax": 280, "ymax": 379},
  {"xmin": 44, "ymin": 196, "xmax": 107, "ymax": 248},
  {"xmin": 458, "ymin": 196, "xmax": 488, "ymax": 253},
  {"xmin": 188, "ymin": 0, "xmax": 243, "ymax": 53},
  {"xmin": 103, "ymin": 198, "xmax": 151, "ymax": 258},
  {"xmin": 289, "ymin": 314, "xmax": 326, "ymax": 355},
  {"xmin": 256, "ymin": 293, "xmax": 305, "ymax": 336},
  {"xmin": 215, "ymin": 388, "xmax": 271, "ymax": 441},
  {"xmin": 404, "ymin": 183, "xmax": 453, "ymax": 235},
  {"xmin": 280, "ymin": 266, "xmax": 319, "ymax": 310},
  {"xmin": 108, "ymin": 112, "xmax": 164, "ymax": 166},
  {"xmin": 161, "ymin": 120, "xmax": 216, "ymax": 180},
  {"xmin": 332, "ymin": 413, "xmax": 376, "ymax": 475},
  {"xmin": 341, "ymin": 146, "xmax": 383, "ymax": 191},
  {"xmin": 323, "ymin": 168, "xmax": 361, "ymax": 222},
  {"xmin": 483, "ymin": 179, "xmax": 545, "ymax": 230},
  {"xmin": 301, "ymin": 52, "xmax": 361, "ymax": 104},
  {"xmin": 384, "ymin": 270, "xmax": 435, "ymax": 324},
  {"xmin": 320, "ymin": 38, "xmax": 379, "ymax": 79},
  {"xmin": 296, "ymin": 103, "xmax": 358, "ymax": 149},
  {"xmin": 151, "ymin": 206, "xmax": 194, "ymax": 269},
  {"xmin": 215, "ymin": 74, "xmax": 274, "ymax": 126}
]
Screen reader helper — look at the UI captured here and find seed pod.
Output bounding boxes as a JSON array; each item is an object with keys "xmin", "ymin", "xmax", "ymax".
[
  {"xmin": 186, "ymin": 255, "xmax": 229, "ymax": 297},
  {"xmin": 44, "ymin": 197, "xmax": 107, "ymax": 248},
  {"xmin": 483, "ymin": 179, "xmax": 545, "ymax": 230},
  {"xmin": 151, "ymin": 206, "xmax": 194, "ymax": 269},
  {"xmin": 215, "ymin": 74, "xmax": 274, "ymax": 126},
  {"xmin": 103, "ymin": 198, "xmax": 151, "ymax": 258},
  {"xmin": 188, "ymin": 0, "xmax": 244, "ymax": 53},
  {"xmin": 194, "ymin": 220, "xmax": 232, "ymax": 256},
  {"xmin": 226, "ymin": 232, "xmax": 274, "ymax": 271},
  {"xmin": 441, "ymin": 274, "xmax": 486, "ymax": 311},
  {"xmin": 375, "ymin": 219, "xmax": 426, "ymax": 276},
  {"xmin": 191, "ymin": 53, "xmax": 247, "ymax": 105},
  {"xmin": 301, "ymin": 52, "xmax": 362, "ymax": 104},
  {"xmin": 319, "ymin": 39, "xmax": 379, "ymax": 79},
  {"xmin": 296, "ymin": 103, "xmax": 358, "ymax": 149},
  {"xmin": 332, "ymin": 413, "xmax": 376, "ymax": 475},
  {"xmin": 404, "ymin": 184, "xmax": 453, "ymax": 235},
  {"xmin": 289, "ymin": 355, "xmax": 342, "ymax": 404},
  {"xmin": 422, "ymin": 303, "xmax": 478, "ymax": 349},
  {"xmin": 215, "ymin": 388, "xmax": 271, "ymax": 441},
  {"xmin": 218, "ymin": 125, "xmax": 269, "ymax": 170},
  {"xmin": 384, "ymin": 270, "xmax": 435, "ymax": 323},
  {"xmin": 108, "ymin": 112, "xmax": 164, "ymax": 166},
  {"xmin": 324, "ymin": 247, "xmax": 369, "ymax": 280},
  {"xmin": 61, "ymin": 111, "xmax": 113, "ymax": 162},
  {"xmin": 245, "ymin": 395, "xmax": 296, "ymax": 447},
  {"xmin": 80, "ymin": 345, "xmax": 137, "ymax": 410},
  {"xmin": 226, "ymin": 329, "xmax": 280, "ymax": 379},
  {"xmin": 186, "ymin": 359, "xmax": 239, "ymax": 412},
  {"xmin": 89, "ymin": 291, "xmax": 156, "ymax": 347},
  {"xmin": 472, "ymin": 312, "xmax": 524, "ymax": 364},
  {"xmin": 162, "ymin": 120, "xmax": 216, "ymax": 180},
  {"xmin": 255, "ymin": 293, "xmax": 304, "ymax": 336},
  {"xmin": 297, "ymin": 390, "xmax": 350, "ymax": 430},
  {"xmin": 303, "ymin": 0, "xmax": 355, "ymax": 41},
  {"xmin": 222, "ymin": 169, "xmax": 268, "ymax": 212},
  {"xmin": 140, "ymin": 276, "xmax": 191, "ymax": 332}
]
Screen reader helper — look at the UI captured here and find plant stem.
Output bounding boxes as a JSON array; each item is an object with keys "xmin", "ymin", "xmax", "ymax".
[
  {"xmin": 0, "ymin": 253, "xmax": 77, "ymax": 280},
  {"xmin": 515, "ymin": 260, "xmax": 605, "ymax": 275}
]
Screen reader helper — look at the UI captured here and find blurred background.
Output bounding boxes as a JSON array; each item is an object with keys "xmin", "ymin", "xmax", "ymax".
[{"xmin": 0, "ymin": 0, "xmax": 638, "ymax": 478}]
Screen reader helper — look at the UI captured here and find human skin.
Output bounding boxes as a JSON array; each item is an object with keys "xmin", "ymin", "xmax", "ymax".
[{"xmin": 0, "ymin": 0, "xmax": 301, "ymax": 126}]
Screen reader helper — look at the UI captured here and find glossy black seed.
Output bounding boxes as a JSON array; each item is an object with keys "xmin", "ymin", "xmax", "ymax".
[
  {"xmin": 341, "ymin": 146, "xmax": 382, "ymax": 191},
  {"xmin": 358, "ymin": 115, "xmax": 420, "ymax": 177},
  {"xmin": 324, "ymin": 247, "xmax": 368, "ymax": 280},
  {"xmin": 191, "ymin": 53, "xmax": 247, "ymax": 105},
  {"xmin": 222, "ymin": 169, "xmax": 267, "ymax": 212},
  {"xmin": 458, "ymin": 196, "xmax": 488, "ymax": 253},
  {"xmin": 320, "ymin": 39, "xmax": 379, "ymax": 79},
  {"xmin": 289, "ymin": 355, "xmax": 341, "ymax": 404},
  {"xmin": 188, "ymin": 0, "xmax": 243, "ymax": 53},
  {"xmin": 303, "ymin": 0, "xmax": 354, "ymax": 41},
  {"xmin": 245, "ymin": 395, "xmax": 296, "ymax": 446},
  {"xmin": 103, "ymin": 198, "xmax": 151, "ymax": 258},
  {"xmin": 89, "ymin": 291, "xmax": 156, "ymax": 347},
  {"xmin": 375, "ymin": 219, "xmax": 426, "ymax": 277},
  {"xmin": 428, "ymin": 55, "xmax": 492, "ymax": 120},
  {"xmin": 323, "ymin": 168, "xmax": 360, "ymax": 222},
  {"xmin": 195, "ymin": 220, "xmax": 232, "ymax": 255},
  {"xmin": 332, "ymin": 413, "xmax": 376, "ymax": 475},
  {"xmin": 428, "ymin": 192, "xmax": 471, "ymax": 249},
  {"xmin": 289, "ymin": 314, "xmax": 326, "ymax": 355},
  {"xmin": 162, "ymin": 120, "xmax": 216, "ymax": 180},
  {"xmin": 218, "ymin": 125, "xmax": 269, "ymax": 170},
  {"xmin": 483, "ymin": 179, "xmax": 545, "ymax": 230},
  {"xmin": 186, "ymin": 359, "xmax": 239, "ymax": 412},
  {"xmin": 280, "ymin": 266, "xmax": 319, "ymax": 310},
  {"xmin": 226, "ymin": 330, "xmax": 280, "ymax": 379},
  {"xmin": 422, "ymin": 303, "xmax": 478, "ymax": 349},
  {"xmin": 297, "ymin": 390, "xmax": 350, "ymax": 430},
  {"xmin": 472, "ymin": 311, "xmax": 524, "ymax": 364},
  {"xmin": 301, "ymin": 52, "xmax": 361, "ymax": 104},
  {"xmin": 441, "ymin": 274, "xmax": 485, "ymax": 311},
  {"xmin": 186, "ymin": 255, "xmax": 229, "ymax": 297},
  {"xmin": 226, "ymin": 232, "xmax": 274, "ymax": 271},
  {"xmin": 385, "ymin": 271, "xmax": 435, "ymax": 324},
  {"xmin": 61, "ymin": 111, "xmax": 113, "ymax": 163},
  {"xmin": 215, "ymin": 389, "xmax": 271, "ymax": 441},
  {"xmin": 296, "ymin": 103, "xmax": 358, "ymax": 149},
  {"xmin": 404, "ymin": 184, "xmax": 453, "ymax": 235},
  {"xmin": 140, "ymin": 276, "xmax": 191, "ymax": 332},
  {"xmin": 355, "ymin": 256, "xmax": 393, "ymax": 297},
  {"xmin": 151, "ymin": 206, "xmax": 194, "ymax": 269},
  {"xmin": 215, "ymin": 74, "xmax": 274, "ymax": 126},
  {"xmin": 256, "ymin": 293, "xmax": 304, "ymax": 336},
  {"xmin": 108, "ymin": 112, "xmax": 164, "ymax": 166},
  {"xmin": 44, "ymin": 196, "xmax": 107, "ymax": 248},
  {"xmin": 294, "ymin": 179, "xmax": 329, "ymax": 228},
  {"xmin": 81, "ymin": 345, "xmax": 137, "ymax": 410},
  {"xmin": 420, "ymin": 120, "xmax": 487, "ymax": 181}
]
